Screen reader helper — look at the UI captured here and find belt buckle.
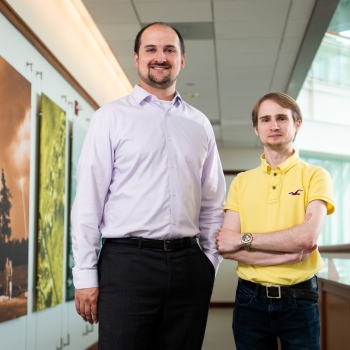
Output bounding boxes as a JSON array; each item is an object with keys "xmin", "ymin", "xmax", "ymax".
[
  {"xmin": 266, "ymin": 285, "xmax": 281, "ymax": 298},
  {"xmin": 163, "ymin": 240, "xmax": 172, "ymax": 251}
]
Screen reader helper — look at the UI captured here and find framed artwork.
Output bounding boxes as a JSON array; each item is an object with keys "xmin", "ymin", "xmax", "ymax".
[
  {"xmin": 36, "ymin": 94, "xmax": 66, "ymax": 311},
  {"xmin": 0, "ymin": 56, "xmax": 31, "ymax": 323}
]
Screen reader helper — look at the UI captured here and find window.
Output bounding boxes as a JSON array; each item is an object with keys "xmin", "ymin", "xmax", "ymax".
[{"xmin": 300, "ymin": 153, "xmax": 350, "ymax": 245}]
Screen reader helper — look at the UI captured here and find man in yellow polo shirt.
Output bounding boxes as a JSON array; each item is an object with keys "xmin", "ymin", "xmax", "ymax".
[{"xmin": 216, "ymin": 92, "xmax": 334, "ymax": 350}]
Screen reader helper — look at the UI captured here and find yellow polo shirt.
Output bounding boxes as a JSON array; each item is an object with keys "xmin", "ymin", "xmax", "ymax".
[{"xmin": 224, "ymin": 152, "xmax": 335, "ymax": 285}]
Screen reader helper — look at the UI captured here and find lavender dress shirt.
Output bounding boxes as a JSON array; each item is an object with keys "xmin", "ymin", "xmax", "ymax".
[{"xmin": 71, "ymin": 85, "xmax": 225, "ymax": 289}]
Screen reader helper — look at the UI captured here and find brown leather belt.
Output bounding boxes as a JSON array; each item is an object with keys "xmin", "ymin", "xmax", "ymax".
[
  {"xmin": 104, "ymin": 236, "xmax": 197, "ymax": 251},
  {"xmin": 239, "ymin": 276, "xmax": 319, "ymax": 301}
]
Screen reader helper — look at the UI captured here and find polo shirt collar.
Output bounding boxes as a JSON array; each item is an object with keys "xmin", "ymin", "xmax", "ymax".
[
  {"xmin": 131, "ymin": 84, "xmax": 183, "ymax": 106},
  {"xmin": 260, "ymin": 150, "xmax": 299, "ymax": 174}
]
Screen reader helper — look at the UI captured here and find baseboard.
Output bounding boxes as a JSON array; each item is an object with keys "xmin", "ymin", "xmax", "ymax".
[{"xmin": 86, "ymin": 342, "xmax": 98, "ymax": 350}]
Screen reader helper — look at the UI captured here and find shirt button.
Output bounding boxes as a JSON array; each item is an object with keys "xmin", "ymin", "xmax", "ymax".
[
  {"xmin": 274, "ymin": 173, "xmax": 277, "ymax": 176},
  {"xmin": 173, "ymin": 192, "xmax": 176, "ymax": 196},
  {"xmin": 173, "ymin": 220, "xmax": 176, "ymax": 225},
  {"xmin": 272, "ymin": 186, "xmax": 276, "ymax": 190},
  {"xmin": 168, "ymin": 137, "xmax": 172, "ymax": 141},
  {"xmin": 171, "ymin": 164, "xmax": 174, "ymax": 168}
]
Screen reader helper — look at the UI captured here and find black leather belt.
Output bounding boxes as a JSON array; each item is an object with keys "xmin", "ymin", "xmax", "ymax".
[
  {"xmin": 239, "ymin": 276, "xmax": 319, "ymax": 301},
  {"xmin": 104, "ymin": 236, "xmax": 197, "ymax": 251}
]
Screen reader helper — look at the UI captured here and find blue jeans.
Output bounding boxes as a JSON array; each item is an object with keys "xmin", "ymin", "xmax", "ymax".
[{"xmin": 233, "ymin": 279, "xmax": 320, "ymax": 350}]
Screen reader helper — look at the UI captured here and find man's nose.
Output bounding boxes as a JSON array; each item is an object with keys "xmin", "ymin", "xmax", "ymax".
[
  {"xmin": 270, "ymin": 121, "xmax": 279, "ymax": 130},
  {"xmin": 155, "ymin": 50, "xmax": 166, "ymax": 63}
]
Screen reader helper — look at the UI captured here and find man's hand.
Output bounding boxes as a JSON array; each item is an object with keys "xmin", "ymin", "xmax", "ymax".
[
  {"xmin": 299, "ymin": 244, "xmax": 318, "ymax": 261},
  {"xmin": 221, "ymin": 244, "xmax": 318, "ymax": 265},
  {"xmin": 75, "ymin": 287, "xmax": 99, "ymax": 324},
  {"xmin": 216, "ymin": 228, "xmax": 242, "ymax": 253}
]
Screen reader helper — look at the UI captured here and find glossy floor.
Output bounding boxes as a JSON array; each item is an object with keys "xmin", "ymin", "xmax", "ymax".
[{"xmin": 202, "ymin": 308, "xmax": 236, "ymax": 350}]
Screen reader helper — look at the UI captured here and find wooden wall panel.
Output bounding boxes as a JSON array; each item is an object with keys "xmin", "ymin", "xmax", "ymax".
[
  {"xmin": 318, "ymin": 277, "xmax": 350, "ymax": 350},
  {"xmin": 324, "ymin": 294, "xmax": 350, "ymax": 350}
]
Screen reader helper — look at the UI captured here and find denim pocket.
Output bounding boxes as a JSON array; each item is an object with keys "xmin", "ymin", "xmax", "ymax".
[
  {"xmin": 292, "ymin": 298, "xmax": 318, "ymax": 309},
  {"xmin": 292, "ymin": 286, "xmax": 319, "ymax": 309},
  {"xmin": 235, "ymin": 285, "xmax": 254, "ymax": 307}
]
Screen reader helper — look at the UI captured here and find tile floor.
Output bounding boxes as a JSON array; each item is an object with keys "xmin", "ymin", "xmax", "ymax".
[{"xmin": 202, "ymin": 308, "xmax": 236, "ymax": 350}]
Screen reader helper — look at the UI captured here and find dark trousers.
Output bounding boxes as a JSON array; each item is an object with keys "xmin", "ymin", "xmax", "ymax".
[
  {"xmin": 233, "ymin": 279, "xmax": 320, "ymax": 350},
  {"xmin": 98, "ymin": 241, "xmax": 215, "ymax": 350}
]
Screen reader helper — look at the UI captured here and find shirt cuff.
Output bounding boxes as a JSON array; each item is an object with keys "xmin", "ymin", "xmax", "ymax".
[
  {"xmin": 73, "ymin": 267, "xmax": 99, "ymax": 289},
  {"xmin": 205, "ymin": 252, "xmax": 223, "ymax": 276}
]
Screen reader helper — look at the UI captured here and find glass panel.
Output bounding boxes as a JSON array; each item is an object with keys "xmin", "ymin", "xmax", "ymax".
[
  {"xmin": 310, "ymin": 33, "xmax": 350, "ymax": 87},
  {"xmin": 300, "ymin": 154, "xmax": 350, "ymax": 245},
  {"xmin": 328, "ymin": 0, "xmax": 350, "ymax": 34},
  {"xmin": 318, "ymin": 257, "xmax": 350, "ymax": 283},
  {"xmin": 297, "ymin": 0, "xmax": 350, "ymax": 124}
]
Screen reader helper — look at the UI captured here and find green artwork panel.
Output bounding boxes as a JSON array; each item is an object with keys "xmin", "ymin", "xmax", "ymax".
[
  {"xmin": 0, "ymin": 56, "xmax": 31, "ymax": 323},
  {"xmin": 36, "ymin": 94, "xmax": 66, "ymax": 311},
  {"xmin": 67, "ymin": 120, "xmax": 87, "ymax": 301}
]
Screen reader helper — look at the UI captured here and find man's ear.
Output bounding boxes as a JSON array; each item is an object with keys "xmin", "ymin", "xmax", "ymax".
[
  {"xmin": 181, "ymin": 54, "xmax": 186, "ymax": 69},
  {"xmin": 254, "ymin": 126, "xmax": 259, "ymax": 136},
  {"xmin": 134, "ymin": 52, "xmax": 139, "ymax": 68},
  {"xmin": 295, "ymin": 119, "xmax": 302, "ymax": 133}
]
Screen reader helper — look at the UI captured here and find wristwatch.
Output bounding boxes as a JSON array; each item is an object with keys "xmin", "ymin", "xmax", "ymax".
[{"xmin": 241, "ymin": 233, "xmax": 253, "ymax": 250}]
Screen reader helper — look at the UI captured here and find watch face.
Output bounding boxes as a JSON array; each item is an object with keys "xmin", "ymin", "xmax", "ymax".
[{"xmin": 242, "ymin": 234, "xmax": 252, "ymax": 244}]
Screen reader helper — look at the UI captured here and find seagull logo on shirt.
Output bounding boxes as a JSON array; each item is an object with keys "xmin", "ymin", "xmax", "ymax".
[{"xmin": 289, "ymin": 189, "xmax": 303, "ymax": 196}]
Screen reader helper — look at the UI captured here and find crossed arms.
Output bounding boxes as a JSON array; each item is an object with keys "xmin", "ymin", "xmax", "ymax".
[
  {"xmin": 76, "ymin": 201, "xmax": 327, "ymax": 323},
  {"xmin": 216, "ymin": 200, "xmax": 327, "ymax": 265}
]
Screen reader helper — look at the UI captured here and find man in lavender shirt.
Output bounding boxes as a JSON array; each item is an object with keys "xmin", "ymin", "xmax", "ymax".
[{"xmin": 72, "ymin": 22, "xmax": 225, "ymax": 350}]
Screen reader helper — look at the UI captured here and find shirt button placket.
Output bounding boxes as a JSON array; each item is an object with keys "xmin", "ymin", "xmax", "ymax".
[{"xmin": 165, "ymin": 115, "xmax": 178, "ymax": 237}]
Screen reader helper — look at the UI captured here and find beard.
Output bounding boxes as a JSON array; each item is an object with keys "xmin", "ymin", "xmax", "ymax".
[
  {"xmin": 265, "ymin": 140, "xmax": 288, "ymax": 148},
  {"xmin": 138, "ymin": 62, "xmax": 177, "ymax": 90},
  {"xmin": 260, "ymin": 133, "xmax": 296, "ymax": 149}
]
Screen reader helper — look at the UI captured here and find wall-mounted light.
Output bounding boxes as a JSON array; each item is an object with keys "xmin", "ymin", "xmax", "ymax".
[{"xmin": 187, "ymin": 92, "xmax": 199, "ymax": 98}]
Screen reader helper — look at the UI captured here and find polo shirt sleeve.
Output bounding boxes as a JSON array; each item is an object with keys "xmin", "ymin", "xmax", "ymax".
[
  {"xmin": 308, "ymin": 167, "xmax": 335, "ymax": 215},
  {"xmin": 224, "ymin": 176, "xmax": 239, "ymax": 212}
]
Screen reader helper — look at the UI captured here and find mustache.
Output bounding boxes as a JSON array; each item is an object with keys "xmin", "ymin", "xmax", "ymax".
[{"xmin": 148, "ymin": 62, "xmax": 172, "ymax": 69}]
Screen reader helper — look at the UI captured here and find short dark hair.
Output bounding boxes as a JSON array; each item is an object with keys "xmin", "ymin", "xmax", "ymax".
[
  {"xmin": 251, "ymin": 92, "xmax": 303, "ymax": 128},
  {"xmin": 134, "ymin": 22, "xmax": 185, "ymax": 55}
]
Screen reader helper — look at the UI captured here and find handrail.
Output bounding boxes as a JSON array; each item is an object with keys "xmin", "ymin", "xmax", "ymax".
[
  {"xmin": 223, "ymin": 170, "xmax": 246, "ymax": 175},
  {"xmin": 326, "ymin": 30, "xmax": 350, "ymax": 41},
  {"xmin": 318, "ymin": 244, "xmax": 350, "ymax": 253}
]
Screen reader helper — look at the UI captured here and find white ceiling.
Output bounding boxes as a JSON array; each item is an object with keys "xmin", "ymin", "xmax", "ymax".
[{"xmin": 81, "ymin": 0, "xmax": 338, "ymax": 148}]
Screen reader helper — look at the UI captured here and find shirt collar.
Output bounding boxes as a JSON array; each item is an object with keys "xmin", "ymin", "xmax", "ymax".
[
  {"xmin": 260, "ymin": 150, "xmax": 299, "ymax": 174},
  {"xmin": 131, "ymin": 84, "xmax": 183, "ymax": 106}
]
